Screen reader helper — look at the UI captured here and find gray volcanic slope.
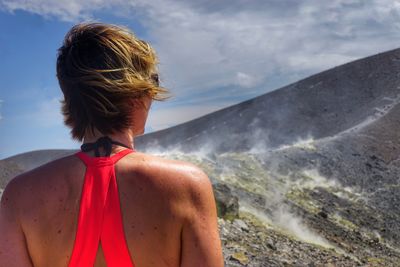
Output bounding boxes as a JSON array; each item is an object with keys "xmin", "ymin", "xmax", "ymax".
[
  {"xmin": 0, "ymin": 149, "xmax": 76, "ymax": 187},
  {"xmin": 135, "ymin": 48, "xmax": 400, "ymax": 153}
]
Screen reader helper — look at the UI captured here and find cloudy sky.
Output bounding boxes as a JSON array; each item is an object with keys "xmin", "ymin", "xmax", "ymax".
[{"xmin": 0, "ymin": 0, "xmax": 399, "ymax": 158}]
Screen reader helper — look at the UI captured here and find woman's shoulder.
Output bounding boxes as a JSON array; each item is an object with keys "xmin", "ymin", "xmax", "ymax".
[
  {"xmin": 0, "ymin": 154, "xmax": 79, "ymax": 215},
  {"xmin": 4, "ymin": 153, "xmax": 78, "ymax": 187},
  {"xmin": 126, "ymin": 151, "xmax": 212, "ymax": 194},
  {"xmin": 131, "ymin": 151, "xmax": 208, "ymax": 177}
]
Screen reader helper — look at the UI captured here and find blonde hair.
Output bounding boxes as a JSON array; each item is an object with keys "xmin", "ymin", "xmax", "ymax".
[{"xmin": 56, "ymin": 22, "xmax": 170, "ymax": 141}]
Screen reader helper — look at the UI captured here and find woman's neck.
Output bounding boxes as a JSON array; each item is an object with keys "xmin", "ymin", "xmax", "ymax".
[{"xmin": 82, "ymin": 129, "xmax": 135, "ymax": 151}]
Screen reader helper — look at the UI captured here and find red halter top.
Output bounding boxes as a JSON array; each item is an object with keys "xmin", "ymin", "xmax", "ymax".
[{"xmin": 68, "ymin": 137, "xmax": 136, "ymax": 267}]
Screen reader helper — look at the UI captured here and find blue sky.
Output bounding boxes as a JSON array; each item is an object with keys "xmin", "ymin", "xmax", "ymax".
[{"xmin": 0, "ymin": 0, "xmax": 399, "ymax": 159}]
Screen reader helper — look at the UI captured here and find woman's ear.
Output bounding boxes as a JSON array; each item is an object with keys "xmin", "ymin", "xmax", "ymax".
[
  {"xmin": 129, "ymin": 94, "xmax": 152, "ymax": 111},
  {"xmin": 151, "ymin": 73, "xmax": 159, "ymax": 86}
]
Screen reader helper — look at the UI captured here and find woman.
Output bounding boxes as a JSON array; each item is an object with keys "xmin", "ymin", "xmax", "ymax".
[{"xmin": 0, "ymin": 23, "xmax": 224, "ymax": 267}]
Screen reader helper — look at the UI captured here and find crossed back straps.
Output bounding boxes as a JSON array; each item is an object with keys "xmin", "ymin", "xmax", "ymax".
[{"xmin": 68, "ymin": 136, "xmax": 136, "ymax": 267}]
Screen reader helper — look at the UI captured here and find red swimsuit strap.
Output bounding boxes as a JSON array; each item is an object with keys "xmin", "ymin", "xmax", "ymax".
[
  {"xmin": 68, "ymin": 139, "xmax": 136, "ymax": 267},
  {"xmin": 75, "ymin": 148, "xmax": 134, "ymax": 166}
]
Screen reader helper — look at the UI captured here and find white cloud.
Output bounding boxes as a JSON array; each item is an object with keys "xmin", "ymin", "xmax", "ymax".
[
  {"xmin": 137, "ymin": 0, "xmax": 400, "ymax": 98},
  {"xmin": 0, "ymin": 0, "xmax": 127, "ymax": 21},
  {"xmin": 235, "ymin": 72, "xmax": 263, "ymax": 89},
  {"xmin": 1, "ymin": 0, "xmax": 400, "ymax": 124}
]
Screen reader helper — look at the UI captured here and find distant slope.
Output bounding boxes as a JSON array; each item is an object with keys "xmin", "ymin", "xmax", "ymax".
[
  {"xmin": 136, "ymin": 48, "xmax": 400, "ymax": 153},
  {"xmin": 2, "ymin": 149, "xmax": 76, "ymax": 170},
  {"xmin": 254, "ymin": 91, "xmax": 400, "ymax": 248},
  {"xmin": 0, "ymin": 149, "xmax": 75, "ymax": 187}
]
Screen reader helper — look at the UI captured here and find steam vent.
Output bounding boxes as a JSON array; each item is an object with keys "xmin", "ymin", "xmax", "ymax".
[{"xmin": 2, "ymin": 48, "xmax": 400, "ymax": 266}]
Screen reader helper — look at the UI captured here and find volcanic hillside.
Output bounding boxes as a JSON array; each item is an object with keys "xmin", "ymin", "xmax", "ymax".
[{"xmin": 135, "ymin": 48, "xmax": 400, "ymax": 154}]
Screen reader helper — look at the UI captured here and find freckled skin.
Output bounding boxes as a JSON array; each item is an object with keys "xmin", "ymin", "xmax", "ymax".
[{"xmin": 0, "ymin": 149, "xmax": 224, "ymax": 267}]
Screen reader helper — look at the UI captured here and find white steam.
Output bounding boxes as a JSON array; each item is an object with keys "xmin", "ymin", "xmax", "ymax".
[
  {"xmin": 273, "ymin": 206, "xmax": 333, "ymax": 248},
  {"xmin": 276, "ymin": 135, "xmax": 317, "ymax": 151}
]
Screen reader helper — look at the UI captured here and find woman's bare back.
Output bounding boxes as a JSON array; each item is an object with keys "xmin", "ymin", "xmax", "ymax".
[{"xmin": 0, "ymin": 150, "xmax": 223, "ymax": 267}]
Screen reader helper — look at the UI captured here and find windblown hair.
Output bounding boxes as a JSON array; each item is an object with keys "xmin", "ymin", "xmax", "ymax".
[{"xmin": 56, "ymin": 22, "xmax": 170, "ymax": 141}]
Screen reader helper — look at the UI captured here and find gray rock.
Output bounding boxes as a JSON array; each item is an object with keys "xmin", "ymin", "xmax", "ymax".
[
  {"xmin": 213, "ymin": 183, "xmax": 239, "ymax": 220},
  {"xmin": 233, "ymin": 219, "xmax": 249, "ymax": 232}
]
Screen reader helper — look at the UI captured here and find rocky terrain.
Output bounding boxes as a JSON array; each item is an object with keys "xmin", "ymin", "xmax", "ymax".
[
  {"xmin": 160, "ymin": 150, "xmax": 400, "ymax": 266},
  {"xmin": 2, "ymin": 48, "xmax": 400, "ymax": 266}
]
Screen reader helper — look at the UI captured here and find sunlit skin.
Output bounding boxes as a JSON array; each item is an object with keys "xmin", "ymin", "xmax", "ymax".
[{"xmin": 0, "ymin": 94, "xmax": 224, "ymax": 267}]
